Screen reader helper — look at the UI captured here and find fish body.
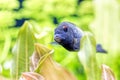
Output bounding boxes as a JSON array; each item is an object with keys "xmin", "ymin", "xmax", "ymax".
[{"xmin": 54, "ymin": 22, "xmax": 107, "ymax": 53}]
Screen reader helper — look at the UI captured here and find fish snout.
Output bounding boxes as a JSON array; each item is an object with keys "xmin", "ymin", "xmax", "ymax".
[{"xmin": 54, "ymin": 35, "xmax": 61, "ymax": 42}]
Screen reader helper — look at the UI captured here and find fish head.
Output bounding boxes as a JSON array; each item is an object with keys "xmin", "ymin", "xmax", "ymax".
[{"xmin": 54, "ymin": 22, "xmax": 79, "ymax": 51}]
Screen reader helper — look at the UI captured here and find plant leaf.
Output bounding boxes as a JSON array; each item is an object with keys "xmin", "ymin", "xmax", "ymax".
[
  {"xmin": 19, "ymin": 72, "xmax": 44, "ymax": 80},
  {"xmin": 11, "ymin": 21, "xmax": 36, "ymax": 79},
  {"xmin": 78, "ymin": 32, "xmax": 101, "ymax": 80},
  {"xmin": 102, "ymin": 64, "xmax": 115, "ymax": 80},
  {"xmin": 30, "ymin": 43, "xmax": 77, "ymax": 80},
  {"xmin": 0, "ymin": 34, "xmax": 11, "ymax": 63}
]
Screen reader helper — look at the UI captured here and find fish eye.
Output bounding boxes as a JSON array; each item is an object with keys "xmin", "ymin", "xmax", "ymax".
[{"xmin": 63, "ymin": 26, "xmax": 68, "ymax": 32}]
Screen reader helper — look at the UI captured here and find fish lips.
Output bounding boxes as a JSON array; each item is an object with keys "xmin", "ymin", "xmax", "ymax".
[
  {"xmin": 54, "ymin": 34, "xmax": 65, "ymax": 43},
  {"xmin": 54, "ymin": 36, "xmax": 61, "ymax": 42}
]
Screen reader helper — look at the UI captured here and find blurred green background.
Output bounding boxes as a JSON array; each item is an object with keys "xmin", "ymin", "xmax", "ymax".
[{"xmin": 0, "ymin": 0, "xmax": 120, "ymax": 80}]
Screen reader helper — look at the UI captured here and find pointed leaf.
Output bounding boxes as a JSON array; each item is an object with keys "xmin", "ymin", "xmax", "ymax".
[
  {"xmin": 30, "ymin": 43, "xmax": 77, "ymax": 80},
  {"xmin": 102, "ymin": 64, "xmax": 115, "ymax": 80},
  {"xmin": 78, "ymin": 32, "xmax": 101, "ymax": 80},
  {"xmin": 11, "ymin": 21, "xmax": 36, "ymax": 79}
]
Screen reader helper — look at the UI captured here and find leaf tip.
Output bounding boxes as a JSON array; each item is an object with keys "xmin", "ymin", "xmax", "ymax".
[{"xmin": 102, "ymin": 64, "xmax": 115, "ymax": 80}]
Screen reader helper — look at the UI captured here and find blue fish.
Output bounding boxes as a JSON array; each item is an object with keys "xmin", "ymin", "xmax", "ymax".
[{"xmin": 54, "ymin": 22, "xmax": 107, "ymax": 53}]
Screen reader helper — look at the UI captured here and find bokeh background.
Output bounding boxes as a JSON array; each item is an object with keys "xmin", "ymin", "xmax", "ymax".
[{"xmin": 0, "ymin": 0, "xmax": 120, "ymax": 80}]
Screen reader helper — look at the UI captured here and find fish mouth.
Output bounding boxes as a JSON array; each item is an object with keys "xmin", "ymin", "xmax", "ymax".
[{"xmin": 54, "ymin": 36, "xmax": 61, "ymax": 42}]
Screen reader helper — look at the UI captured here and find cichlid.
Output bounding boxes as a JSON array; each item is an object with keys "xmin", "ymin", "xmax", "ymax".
[{"xmin": 54, "ymin": 22, "xmax": 107, "ymax": 53}]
